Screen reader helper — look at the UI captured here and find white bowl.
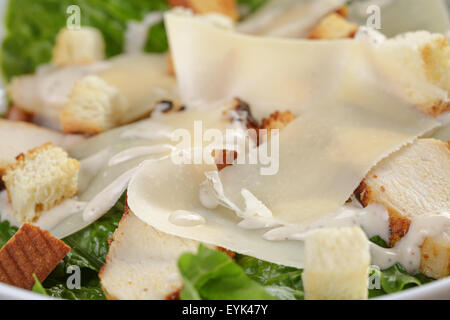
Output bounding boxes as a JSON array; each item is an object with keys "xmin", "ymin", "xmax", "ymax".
[
  {"xmin": 0, "ymin": 0, "xmax": 449, "ymax": 300},
  {"xmin": 0, "ymin": 277, "xmax": 449, "ymax": 300}
]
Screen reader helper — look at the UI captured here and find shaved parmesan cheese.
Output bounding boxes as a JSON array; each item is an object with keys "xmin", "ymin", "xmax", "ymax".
[
  {"xmin": 50, "ymin": 105, "xmax": 240, "ymax": 238},
  {"xmin": 127, "ymin": 157, "xmax": 306, "ymax": 268},
  {"xmin": 97, "ymin": 54, "xmax": 178, "ymax": 125},
  {"xmin": 9, "ymin": 54, "xmax": 177, "ymax": 130},
  {"xmin": 121, "ymin": 12, "xmax": 441, "ymax": 265},
  {"xmin": 166, "ymin": 11, "xmax": 448, "ymax": 120},
  {"xmin": 237, "ymin": 0, "xmax": 347, "ymax": 38}
]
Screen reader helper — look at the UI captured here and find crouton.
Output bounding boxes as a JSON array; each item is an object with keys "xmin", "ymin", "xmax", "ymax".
[
  {"xmin": 100, "ymin": 205, "xmax": 199, "ymax": 300},
  {"xmin": 52, "ymin": 27, "xmax": 105, "ymax": 67},
  {"xmin": 384, "ymin": 32, "xmax": 450, "ymax": 117},
  {"xmin": 308, "ymin": 13, "xmax": 359, "ymax": 40},
  {"xmin": 303, "ymin": 226, "xmax": 370, "ymax": 300},
  {"xmin": 60, "ymin": 75, "xmax": 128, "ymax": 134},
  {"xmin": 2, "ymin": 142, "xmax": 80, "ymax": 224},
  {"xmin": 420, "ymin": 230, "xmax": 450, "ymax": 279},
  {"xmin": 355, "ymin": 139, "xmax": 450, "ymax": 278},
  {"xmin": 0, "ymin": 119, "xmax": 64, "ymax": 176},
  {"xmin": 168, "ymin": 0, "xmax": 239, "ymax": 21},
  {"xmin": 0, "ymin": 223, "xmax": 70, "ymax": 290}
]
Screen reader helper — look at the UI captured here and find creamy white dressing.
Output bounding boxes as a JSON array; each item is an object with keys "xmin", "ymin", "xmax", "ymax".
[
  {"xmin": 120, "ymin": 121, "xmax": 174, "ymax": 141},
  {"xmin": 202, "ymin": 171, "xmax": 242, "ymax": 215},
  {"xmin": 169, "ymin": 210, "xmax": 206, "ymax": 227},
  {"xmin": 108, "ymin": 145, "xmax": 173, "ymax": 167},
  {"xmin": 36, "ymin": 63, "xmax": 110, "ymax": 110},
  {"xmin": 125, "ymin": 12, "xmax": 164, "ymax": 54},
  {"xmin": 198, "ymin": 180, "xmax": 219, "ymax": 209},
  {"xmin": 262, "ymin": 203, "xmax": 390, "ymax": 241},
  {"xmin": 371, "ymin": 213, "xmax": 450, "ymax": 273},
  {"xmin": 0, "ymin": 191, "xmax": 86, "ymax": 231},
  {"xmin": 78, "ymin": 148, "xmax": 111, "ymax": 192},
  {"xmin": 82, "ymin": 167, "xmax": 138, "ymax": 222},
  {"xmin": 35, "ymin": 199, "xmax": 87, "ymax": 230}
]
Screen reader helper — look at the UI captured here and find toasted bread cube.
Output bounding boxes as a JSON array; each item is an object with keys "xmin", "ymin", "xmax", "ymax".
[
  {"xmin": 100, "ymin": 205, "xmax": 199, "ymax": 300},
  {"xmin": 303, "ymin": 227, "xmax": 370, "ymax": 300},
  {"xmin": 52, "ymin": 27, "xmax": 105, "ymax": 67},
  {"xmin": 420, "ymin": 230, "xmax": 450, "ymax": 279},
  {"xmin": 0, "ymin": 223, "xmax": 70, "ymax": 290},
  {"xmin": 0, "ymin": 119, "xmax": 64, "ymax": 176},
  {"xmin": 393, "ymin": 32, "xmax": 450, "ymax": 97},
  {"xmin": 168, "ymin": 0, "xmax": 239, "ymax": 21},
  {"xmin": 60, "ymin": 75, "xmax": 127, "ymax": 134},
  {"xmin": 308, "ymin": 13, "xmax": 359, "ymax": 40},
  {"xmin": 384, "ymin": 32, "xmax": 450, "ymax": 116},
  {"xmin": 355, "ymin": 139, "xmax": 450, "ymax": 278},
  {"xmin": 2, "ymin": 142, "xmax": 80, "ymax": 224}
]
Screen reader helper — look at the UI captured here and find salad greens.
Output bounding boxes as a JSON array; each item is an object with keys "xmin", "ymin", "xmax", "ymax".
[
  {"xmin": 0, "ymin": 193, "xmax": 125, "ymax": 300},
  {"xmin": 0, "ymin": 0, "xmax": 438, "ymax": 300},
  {"xmin": 178, "ymin": 245, "xmax": 277, "ymax": 300},
  {"xmin": 1, "ymin": 0, "xmax": 267, "ymax": 82},
  {"xmin": 32, "ymin": 274, "xmax": 48, "ymax": 296},
  {"xmin": 177, "ymin": 241, "xmax": 433, "ymax": 300},
  {"xmin": 1, "ymin": 0, "xmax": 170, "ymax": 81},
  {"xmin": 0, "ymin": 219, "xmax": 17, "ymax": 248}
]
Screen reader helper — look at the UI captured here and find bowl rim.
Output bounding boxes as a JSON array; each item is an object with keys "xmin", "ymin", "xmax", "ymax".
[{"xmin": 0, "ymin": 276, "xmax": 449, "ymax": 300}]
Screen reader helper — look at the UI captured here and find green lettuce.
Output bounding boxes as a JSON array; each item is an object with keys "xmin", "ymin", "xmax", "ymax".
[
  {"xmin": 235, "ymin": 255, "xmax": 304, "ymax": 300},
  {"xmin": 1, "ymin": 0, "xmax": 170, "ymax": 81},
  {"xmin": 178, "ymin": 245, "xmax": 276, "ymax": 300},
  {"xmin": 0, "ymin": 219, "xmax": 17, "ymax": 249},
  {"xmin": 178, "ymin": 245, "xmax": 434, "ymax": 300},
  {"xmin": 1, "ymin": 0, "xmax": 270, "ymax": 82},
  {"xmin": 41, "ymin": 193, "xmax": 126, "ymax": 299},
  {"xmin": 32, "ymin": 274, "xmax": 48, "ymax": 296}
]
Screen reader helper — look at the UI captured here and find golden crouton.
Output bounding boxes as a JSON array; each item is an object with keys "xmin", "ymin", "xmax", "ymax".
[
  {"xmin": 420, "ymin": 232, "xmax": 450, "ymax": 279},
  {"xmin": 2, "ymin": 142, "xmax": 80, "ymax": 224},
  {"xmin": 308, "ymin": 13, "xmax": 359, "ymax": 40},
  {"xmin": 0, "ymin": 119, "xmax": 64, "ymax": 176},
  {"xmin": 168, "ymin": 0, "xmax": 239, "ymax": 21},
  {"xmin": 386, "ymin": 32, "xmax": 450, "ymax": 117},
  {"xmin": 355, "ymin": 139, "xmax": 450, "ymax": 279},
  {"xmin": 52, "ymin": 27, "xmax": 105, "ymax": 67},
  {"xmin": 303, "ymin": 227, "xmax": 370, "ymax": 300},
  {"xmin": 60, "ymin": 75, "xmax": 128, "ymax": 134},
  {"xmin": 0, "ymin": 223, "xmax": 70, "ymax": 290}
]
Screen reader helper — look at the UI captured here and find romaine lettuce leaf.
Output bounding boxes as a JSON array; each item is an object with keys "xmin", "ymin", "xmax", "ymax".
[
  {"xmin": 32, "ymin": 274, "xmax": 48, "ymax": 296},
  {"xmin": 1, "ymin": 0, "xmax": 270, "ymax": 81},
  {"xmin": 0, "ymin": 219, "xmax": 17, "ymax": 249},
  {"xmin": 1, "ymin": 0, "xmax": 169, "ymax": 81},
  {"xmin": 235, "ymin": 255, "xmax": 304, "ymax": 300},
  {"xmin": 178, "ymin": 245, "xmax": 277, "ymax": 300},
  {"xmin": 41, "ymin": 193, "xmax": 126, "ymax": 299}
]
